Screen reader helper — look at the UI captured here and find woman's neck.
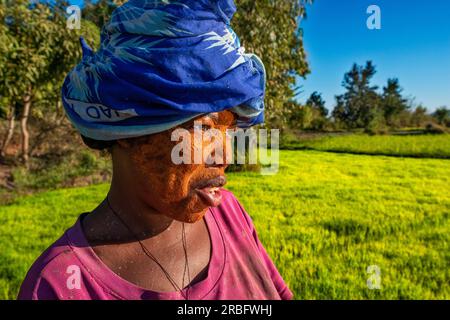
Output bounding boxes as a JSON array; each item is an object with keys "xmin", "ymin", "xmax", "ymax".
[{"xmin": 82, "ymin": 181, "xmax": 187, "ymax": 247}]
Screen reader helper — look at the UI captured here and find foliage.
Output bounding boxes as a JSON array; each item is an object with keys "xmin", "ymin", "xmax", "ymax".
[
  {"xmin": 82, "ymin": 0, "xmax": 125, "ymax": 28},
  {"xmin": 233, "ymin": 0, "xmax": 312, "ymax": 129},
  {"xmin": 11, "ymin": 149, "xmax": 111, "ymax": 191},
  {"xmin": 424, "ymin": 122, "xmax": 449, "ymax": 135},
  {"xmin": 289, "ymin": 102, "xmax": 314, "ymax": 130},
  {"xmin": 306, "ymin": 91, "xmax": 328, "ymax": 117},
  {"xmin": 410, "ymin": 105, "xmax": 431, "ymax": 128},
  {"xmin": 381, "ymin": 78, "xmax": 409, "ymax": 127},
  {"xmin": 433, "ymin": 106, "xmax": 450, "ymax": 127},
  {"xmin": 0, "ymin": 0, "xmax": 100, "ymax": 164},
  {"xmin": 332, "ymin": 61, "xmax": 381, "ymax": 130},
  {"xmin": 288, "ymin": 92, "xmax": 330, "ymax": 131},
  {"xmin": 330, "ymin": 62, "xmax": 437, "ymax": 133}
]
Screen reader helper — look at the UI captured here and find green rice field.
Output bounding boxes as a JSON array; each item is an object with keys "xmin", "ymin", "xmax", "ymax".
[{"xmin": 293, "ymin": 133, "xmax": 450, "ymax": 159}]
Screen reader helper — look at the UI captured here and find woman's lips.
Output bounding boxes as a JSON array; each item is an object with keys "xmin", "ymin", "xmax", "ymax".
[
  {"xmin": 196, "ymin": 186, "xmax": 223, "ymax": 207},
  {"xmin": 194, "ymin": 176, "xmax": 226, "ymax": 207}
]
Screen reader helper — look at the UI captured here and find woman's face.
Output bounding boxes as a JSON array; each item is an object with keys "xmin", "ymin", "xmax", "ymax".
[{"xmin": 115, "ymin": 110, "xmax": 237, "ymax": 223}]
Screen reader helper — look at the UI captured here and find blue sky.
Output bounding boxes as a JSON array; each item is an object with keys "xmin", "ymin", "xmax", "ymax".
[
  {"xmin": 298, "ymin": 0, "xmax": 450, "ymax": 112},
  {"xmin": 68, "ymin": 0, "xmax": 83, "ymax": 6},
  {"xmin": 67, "ymin": 0, "xmax": 449, "ymax": 112}
]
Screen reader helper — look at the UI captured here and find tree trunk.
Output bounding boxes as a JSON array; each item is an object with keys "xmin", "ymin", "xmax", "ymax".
[
  {"xmin": 20, "ymin": 88, "xmax": 32, "ymax": 167},
  {"xmin": 0, "ymin": 104, "xmax": 16, "ymax": 158}
]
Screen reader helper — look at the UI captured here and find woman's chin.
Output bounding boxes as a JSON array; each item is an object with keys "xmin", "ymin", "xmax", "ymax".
[{"xmin": 164, "ymin": 193, "xmax": 218, "ymax": 223}]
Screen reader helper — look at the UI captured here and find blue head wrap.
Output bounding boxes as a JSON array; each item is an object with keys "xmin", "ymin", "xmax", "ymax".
[{"xmin": 61, "ymin": 0, "xmax": 266, "ymax": 141}]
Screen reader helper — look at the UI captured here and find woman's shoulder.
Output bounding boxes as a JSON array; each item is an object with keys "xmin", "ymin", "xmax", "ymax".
[{"xmin": 17, "ymin": 218, "xmax": 83, "ymax": 299}]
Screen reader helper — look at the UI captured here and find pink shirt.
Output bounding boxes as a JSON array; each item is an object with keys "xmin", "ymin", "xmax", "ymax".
[{"xmin": 18, "ymin": 189, "xmax": 293, "ymax": 300}]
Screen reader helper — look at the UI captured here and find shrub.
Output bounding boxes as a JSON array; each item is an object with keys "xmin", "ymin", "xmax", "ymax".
[{"xmin": 425, "ymin": 123, "xmax": 448, "ymax": 134}]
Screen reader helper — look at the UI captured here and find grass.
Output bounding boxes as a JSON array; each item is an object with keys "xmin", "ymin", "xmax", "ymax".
[
  {"xmin": 0, "ymin": 148, "xmax": 449, "ymax": 299},
  {"xmin": 226, "ymin": 151, "xmax": 450, "ymax": 299},
  {"xmin": 285, "ymin": 133, "xmax": 450, "ymax": 159}
]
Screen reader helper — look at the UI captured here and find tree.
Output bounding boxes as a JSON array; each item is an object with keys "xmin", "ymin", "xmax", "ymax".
[
  {"xmin": 0, "ymin": 3, "xmax": 19, "ymax": 157},
  {"xmin": 306, "ymin": 91, "xmax": 328, "ymax": 117},
  {"xmin": 0, "ymin": 0, "xmax": 100, "ymax": 165},
  {"xmin": 332, "ymin": 61, "xmax": 381, "ymax": 130},
  {"xmin": 410, "ymin": 105, "xmax": 429, "ymax": 128},
  {"xmin": 433, "ymin": 106, "xmax": 450, "ymax": 127},
  {"xmin": 331, "ymin": 95, "xmax": 345, "ymax": 125},
  {"xmin": 83, "ymin": 0, "xmax": 126, "ymax": 28},
  {"xmin": 288, "ymin": 102, "xmax": 313, "ymax": 130},
  {"xmin": 30, "ymin": 1, "xmax": 100, "ymax": 158},
  {"xmin": 380, "ymin": 78, "xmax": 408, "ymax": 127},
  {"xmin": 0, "ymin": 0, "xmax": 57, "ymax": 164}
]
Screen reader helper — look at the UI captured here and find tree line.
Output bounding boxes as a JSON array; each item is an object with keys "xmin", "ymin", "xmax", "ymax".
[{"xmin": 289, "ymin": 61, "xmax": 450, "ymax": 134}]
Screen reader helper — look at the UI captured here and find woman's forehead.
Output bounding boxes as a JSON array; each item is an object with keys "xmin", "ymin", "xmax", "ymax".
[
  {"xmin": 204, "ymin": 110, "xmax": 236, "ymax": 124},
  {"xmin": 174, "ymin": 110, "xmax": 237, "ymax": 132}
]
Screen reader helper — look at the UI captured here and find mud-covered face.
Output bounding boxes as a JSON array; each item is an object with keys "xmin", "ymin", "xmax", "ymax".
[{"xmin": 116, "ymin": 110, "xmax": 237, "ymax": 223}]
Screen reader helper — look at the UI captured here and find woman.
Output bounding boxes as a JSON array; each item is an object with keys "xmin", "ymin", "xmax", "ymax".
[{"xmin": 18, "ymin": 0, "xmax": 293, "ymax": 300}]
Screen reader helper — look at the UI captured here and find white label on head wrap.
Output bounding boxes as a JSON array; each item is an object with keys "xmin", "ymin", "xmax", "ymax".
[{"xmin": 64, "ymin": 97, "xmax": 138, "ymax": 122}]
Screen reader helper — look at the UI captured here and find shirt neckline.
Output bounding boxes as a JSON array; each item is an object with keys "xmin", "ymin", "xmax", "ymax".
[{"xmin": 66, "ymin": 207, "xmax": 226, "ymax": 300}]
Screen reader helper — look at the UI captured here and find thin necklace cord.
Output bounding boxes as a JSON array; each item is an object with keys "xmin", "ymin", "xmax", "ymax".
[{"xmin": 105, "ymin": 195, "xmax": 191, "ymax": 300}]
